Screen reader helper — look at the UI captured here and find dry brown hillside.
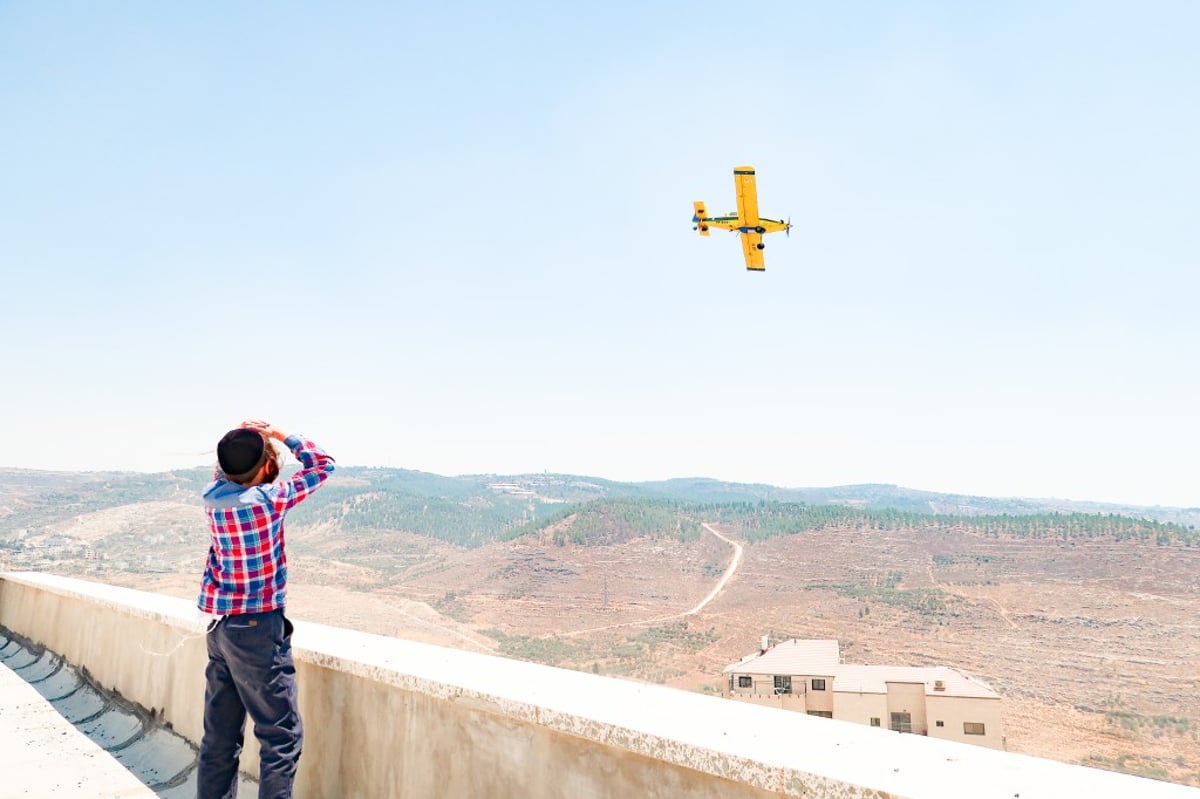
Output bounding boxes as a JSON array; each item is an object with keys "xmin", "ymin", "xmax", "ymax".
[{"xmin": 106, "ymin": 518, "xmax": 1200, "ymax": 787}]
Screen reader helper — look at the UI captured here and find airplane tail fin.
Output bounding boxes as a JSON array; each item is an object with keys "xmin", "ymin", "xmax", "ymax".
[{"xmin": 692, "ymin": 201, "xmax": 710, "ymax": 236}]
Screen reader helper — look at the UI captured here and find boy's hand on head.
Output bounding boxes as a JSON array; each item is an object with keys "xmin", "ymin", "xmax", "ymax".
[{"xmin": 240, "ymin": 419, "xmax": 290, "ymax": 442}]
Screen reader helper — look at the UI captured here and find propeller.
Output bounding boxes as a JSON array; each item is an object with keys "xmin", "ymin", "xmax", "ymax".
[{"xmin": 785, "ymin": 217, "xmax": 792, "ymax": 237}]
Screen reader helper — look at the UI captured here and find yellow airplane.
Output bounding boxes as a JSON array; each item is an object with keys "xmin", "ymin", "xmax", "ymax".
[{"xmin": 692, "ymin": 166, "xmax": 790, "ymax": 271}]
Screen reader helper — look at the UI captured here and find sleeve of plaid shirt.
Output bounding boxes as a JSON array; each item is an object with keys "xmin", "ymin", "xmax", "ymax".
[{"xmin": 275, "ymin": 434, "xmax": 336, "ymax": 510}]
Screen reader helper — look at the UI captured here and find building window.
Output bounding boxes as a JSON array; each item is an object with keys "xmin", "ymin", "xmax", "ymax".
[
  {"xmin": 964, "ymin": 722, "xmax": 986, "ymax": 736},
  {"xmin": 870, "ymin": 717, "xmax": 881, "ymax": 727},
  {"xmin": 773, "ymin": 675, "xmax": 792, "ymax": 695},
  {"xmin": 936, "ymin": 720, "xmax": 944, "ymax": 728},
  {"xmin": 737, "ymin": 675, "xmax": 752, "ymax": 688},
  {"xmin": 811, "ymin": 678, "xmax": 826, "ymax": 691},
  {"xmin": 807, "ymin": 710, "xmax": 833, "ymax": 718}
]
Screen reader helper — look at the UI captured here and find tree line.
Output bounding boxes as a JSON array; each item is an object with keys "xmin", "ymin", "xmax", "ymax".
[{"xmin": 525, "ymin": 499, "xmax": 1197, "ymax": 547}]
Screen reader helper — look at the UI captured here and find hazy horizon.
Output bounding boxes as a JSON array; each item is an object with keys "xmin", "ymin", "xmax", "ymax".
[{"xmin": 3, "ymin": 458, "xmax": 1196, "ymax": 511}]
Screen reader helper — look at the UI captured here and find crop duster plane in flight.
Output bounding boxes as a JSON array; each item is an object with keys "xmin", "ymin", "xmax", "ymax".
[{"xmin": 692, "ymin": 166, "xmax": 790, "ymax": 271}]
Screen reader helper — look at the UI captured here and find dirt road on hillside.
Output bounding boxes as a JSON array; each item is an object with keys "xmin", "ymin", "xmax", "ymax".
[
  {"xmin": 557, "ymin": 521, "xmax": 742, "ymax": 638},
  {"xmin": 685, "ymin": 523, "xmax": 743, "ymax": 615}
]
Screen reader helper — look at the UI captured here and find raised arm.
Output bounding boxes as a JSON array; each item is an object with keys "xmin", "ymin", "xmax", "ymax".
[
  {"xmin": 239, "ymin": 419, "xmax": 336, "ymax": 510},
  {"xmin": 276, "ymin": 435, "xmax": 336, "ymax": 510}
]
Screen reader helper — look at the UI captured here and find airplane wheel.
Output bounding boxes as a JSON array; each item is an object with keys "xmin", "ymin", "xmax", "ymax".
[{"xmin": 756, "ymin": 243, "xmax": 765, "ymax": 250}]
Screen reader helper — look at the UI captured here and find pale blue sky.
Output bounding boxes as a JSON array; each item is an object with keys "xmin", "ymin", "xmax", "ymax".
[{"xmin": 2, "ymin": 2, "xmax": 1196, "ymax": 506}]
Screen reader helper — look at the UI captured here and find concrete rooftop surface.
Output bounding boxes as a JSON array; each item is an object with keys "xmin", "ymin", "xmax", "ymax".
[
  {"xmin": 0, "ymin": 628, "xmax": 257, "ymax": 799},
  {"xmin": 0, "ymin": 656, "xmax": 156, "ymax": 798}
]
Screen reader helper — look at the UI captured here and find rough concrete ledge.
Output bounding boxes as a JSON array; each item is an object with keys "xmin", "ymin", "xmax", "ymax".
[{"xmin": 2, "ymin": 572, "xmax": 1198, "ymax": 799}]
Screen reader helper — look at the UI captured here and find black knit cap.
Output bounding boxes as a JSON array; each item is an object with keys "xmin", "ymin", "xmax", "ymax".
[{"xmin": 217, "ymin": 429, "xmax": 267, "ymax": 483}]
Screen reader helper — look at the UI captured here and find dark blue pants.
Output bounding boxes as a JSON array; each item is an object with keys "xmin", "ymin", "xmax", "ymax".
[{"xmin": 198, "ymin": 609, "xmax": 303, "ymax": 799}]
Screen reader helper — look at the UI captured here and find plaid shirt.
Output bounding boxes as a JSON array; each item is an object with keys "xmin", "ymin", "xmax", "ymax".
[{"xmin": 197, "ymin": 435, "xmax": 335, "ymax": 615}]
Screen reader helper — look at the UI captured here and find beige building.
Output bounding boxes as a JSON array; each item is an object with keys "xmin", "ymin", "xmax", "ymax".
[{"xmin": 722, "ymin": 638, "xmax": 1004, "ymax": 749}]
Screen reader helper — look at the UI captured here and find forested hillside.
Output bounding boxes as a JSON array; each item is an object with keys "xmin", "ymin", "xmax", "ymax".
[
  {"xmin": 520, "ymin": 499, "xmax": 1198, "ymax": 547},
  {"xmin": 1, "ymin": 466, "xmax": 1195, "ymax": 563}
]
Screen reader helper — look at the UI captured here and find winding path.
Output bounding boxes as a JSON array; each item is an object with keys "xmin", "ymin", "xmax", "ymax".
[
  {"xmin": 557, "ymin": 521, "xmax": 743, "ymax": 638},
  {"xmin": 684, "ymin": 523, "xmax": 743, "ymax": 616}
]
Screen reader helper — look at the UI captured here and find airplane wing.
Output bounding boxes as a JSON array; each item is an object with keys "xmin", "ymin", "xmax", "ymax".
[
  {"xmin": 733, "ymin": 166, "xmax": 761, "ymax": 226},
  {"xmin": 740, "ymin": 231, "xmax": 765, "ymax": 271}
]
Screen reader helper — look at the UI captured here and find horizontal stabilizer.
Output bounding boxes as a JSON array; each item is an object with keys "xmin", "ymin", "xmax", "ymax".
[{"xmin": 692, "ymin": 201, "xmax": 710, "ymax": 236}]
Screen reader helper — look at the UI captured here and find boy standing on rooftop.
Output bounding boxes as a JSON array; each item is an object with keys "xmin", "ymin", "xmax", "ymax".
[{"xmin": 197, "ymin": 419, "xmax": 335, "ymax": 799}]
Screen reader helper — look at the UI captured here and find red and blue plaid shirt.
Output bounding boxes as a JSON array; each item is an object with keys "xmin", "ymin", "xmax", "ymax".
[{"xmin": 197, "ymin": 435, "xmax": 335, "ymax": 615}]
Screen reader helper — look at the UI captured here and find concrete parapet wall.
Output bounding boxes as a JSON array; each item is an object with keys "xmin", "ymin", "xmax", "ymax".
[{"xmin": 2, "ymin": 572, "xmax": 1198, "ymax": 799}]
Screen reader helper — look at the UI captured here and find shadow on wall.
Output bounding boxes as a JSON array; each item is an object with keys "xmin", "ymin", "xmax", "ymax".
[{"xmin": 0, "ymin": 627, "xmax": 258, "ymax": 799}]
